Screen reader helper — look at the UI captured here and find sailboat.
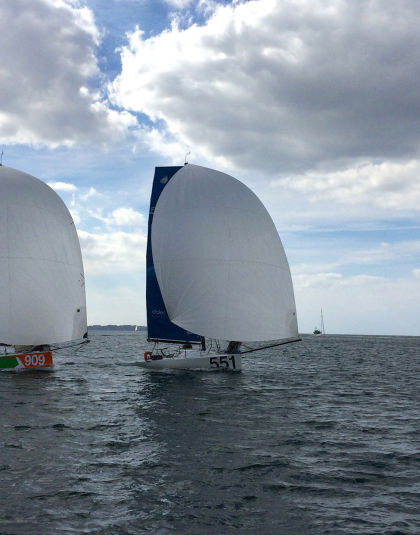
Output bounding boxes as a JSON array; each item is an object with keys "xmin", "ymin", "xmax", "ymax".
[
  {"xmin": 140, "ymin": 163, "xmax": 300, "ymax": 371},
  {"xmin": 313, "ymin": 309, "xmax": 325, "ymax": 335},
  {"xmin": 0, "ymin": 165, "xmax": 88, "ymax": 370}
]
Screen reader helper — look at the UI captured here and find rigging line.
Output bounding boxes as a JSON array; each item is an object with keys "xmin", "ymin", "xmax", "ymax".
[
  {"xmin": 239, "ymin": 337, "xmax": 301, "ymax": 354},
  {"xmin": 49, "ymin": 338, "xmax": 90, "ymax": 351}
]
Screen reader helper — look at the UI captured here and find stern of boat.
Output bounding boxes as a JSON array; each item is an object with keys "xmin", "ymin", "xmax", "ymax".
[
  {"xmin": 141, "ymin": 351, "xmax": 241, "ymax": 371},
  {"xmin": 0, "ymin": 351, "xmax": 54, "ymax": 371}
]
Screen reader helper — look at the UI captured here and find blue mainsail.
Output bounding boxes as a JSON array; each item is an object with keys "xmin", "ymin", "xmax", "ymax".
[{"xmin": 146, "ymin": 166, "xmax": 202, "ymax": 343}]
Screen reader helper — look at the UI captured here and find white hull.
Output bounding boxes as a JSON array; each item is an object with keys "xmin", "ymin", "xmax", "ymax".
[{"xmin": 140, "ymin": 350, "xmax": 241, "ymax": 371}]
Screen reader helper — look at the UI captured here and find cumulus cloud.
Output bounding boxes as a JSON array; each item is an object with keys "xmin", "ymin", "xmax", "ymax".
[
  {"xmin": 109, "ymin": 0, "xmax": 420, "ymax": 174},
  {"xmin": 109, "ymin": 207, "xmax": 146, "ymax": 226},
  {"xmin": 87, "ymin": 207, "xmax": 146, "ymax": 228},
  {"xmin": 47, "ymin": 181, "xmax": 78, "ymax": 192},
  {"xmin": 78, "ymin": 229, "xmax": 146, "ymax": 275},
  {"xmin": 79, "ymin": 187, "xmax": 99, "ymax": 201},
  {"xmin": 278, "ymin": 160, "xmax": 420, "ymax": 212},
  {"xmin": 164, "ymin": 0, "xmax": 195, "ymax": 7},
  {"xmin": 0, "ymin": 0, "xmax": 135, "ymax": 148}
]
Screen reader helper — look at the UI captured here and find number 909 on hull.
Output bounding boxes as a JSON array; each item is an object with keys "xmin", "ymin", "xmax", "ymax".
[{"xmin": 0, "ymin": 352, "xmax": 54, "ymax": 370}]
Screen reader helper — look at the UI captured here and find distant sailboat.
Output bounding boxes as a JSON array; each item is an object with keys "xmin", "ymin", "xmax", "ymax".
[
  {"xmin": 0, "ymin": 165, "xmax": 88, "ymax": 370},
  {"xmin": 313, "ymin": 309, "xmax": 325, "ymax": 336},
  {"xmin": 140, "ymin": 163, "xmax": 300, "ymax": 371}
]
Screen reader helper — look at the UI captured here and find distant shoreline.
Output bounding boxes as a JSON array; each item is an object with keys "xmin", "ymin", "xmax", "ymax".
[
  {"xmin": 87, "ymin": 327, "xmax": 419, "ymax": 336},
  {"xmin": 88, "ymin": 325, "xmax": 147, "ymax": 331}
]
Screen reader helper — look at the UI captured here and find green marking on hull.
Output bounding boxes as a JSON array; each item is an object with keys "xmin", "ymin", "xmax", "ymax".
[{"xmin": 0, "ymin": 356, "xmax": 19, "ymax": 369}]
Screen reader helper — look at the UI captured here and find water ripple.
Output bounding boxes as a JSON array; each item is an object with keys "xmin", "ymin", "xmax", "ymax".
[{"xmin": 0, "ymin": 332, "xmax": 419, "ymax": 534}]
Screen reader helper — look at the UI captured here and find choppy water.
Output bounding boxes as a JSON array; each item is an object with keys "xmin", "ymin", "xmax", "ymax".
[{"xmin": 1, "ymin": 332, "xmax": 419, "ymax": 534}]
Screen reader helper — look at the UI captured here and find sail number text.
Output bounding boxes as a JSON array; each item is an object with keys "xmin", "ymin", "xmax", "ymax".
[
  {"xmin": 209, "ymin": 355, "xmax": 236, "ymax": 369},
  {"xmin": 25, "ymin": 354, "xmax": 46, "ymax": 367},
  {"xmin": 16, "ymin": 352, "xmax": 53, "ymax": 368}
]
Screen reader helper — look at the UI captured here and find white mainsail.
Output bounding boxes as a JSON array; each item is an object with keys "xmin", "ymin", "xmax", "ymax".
[
  {"xmin": 151, "ymin": 164, "xmax": 298, "ymax": 342},
  {"xmin": 0, "ymin": 165, "xmax": 87, "ymax": 346}
]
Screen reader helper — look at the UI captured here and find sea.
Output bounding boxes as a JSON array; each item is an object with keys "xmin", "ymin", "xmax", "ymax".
[{"xmin": 0, "ymin": 332, "xmax": 419, "ymax": 535}]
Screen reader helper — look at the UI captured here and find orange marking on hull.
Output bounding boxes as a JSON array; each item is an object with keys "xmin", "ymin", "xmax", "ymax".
[{"xmin": 16, "ymin": 352, "xmax": 53, "ymax": 368}]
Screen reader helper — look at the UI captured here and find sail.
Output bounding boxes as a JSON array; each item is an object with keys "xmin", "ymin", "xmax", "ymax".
[
  {"xmin": 0, "ymin": 165, "xmax": 87, "ymax": 346},
  {"xmin": 146, "ymin": 166, "xmax": 201, "ymax": 343},
  {"xmin": 151, "ymin": 164, "xmax": 299, "ymax": 342}
]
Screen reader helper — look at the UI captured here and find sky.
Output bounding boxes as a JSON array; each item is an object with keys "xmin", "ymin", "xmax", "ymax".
[{"xmin": 1, "ymin": 0, "xmax": 419, "ymax": 335}]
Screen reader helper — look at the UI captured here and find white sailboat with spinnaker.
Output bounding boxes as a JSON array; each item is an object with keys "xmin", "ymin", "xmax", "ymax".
[
  {"xmin": 0, "ymin": 165, "xmax": 88, "ymax": 370},
  {"xmin": 140, "ymin": 163, "xmax": 300, "ymax": 371}
]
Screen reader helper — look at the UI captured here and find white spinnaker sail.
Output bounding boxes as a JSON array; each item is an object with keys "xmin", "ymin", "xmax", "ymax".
[
  {"xmin": 0, "ymin": 166, "xmax": 87, "ymax": 345},
  {"xmin": 151, "ymin": 164, "xmax": 298, "ymax": 342}
]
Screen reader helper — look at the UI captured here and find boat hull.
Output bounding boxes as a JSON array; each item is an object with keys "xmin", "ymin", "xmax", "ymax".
[
  {"xmin": 140, "ymin": 351, "xmax": 241, "ymax": 371},
  {"xmin": 0, "ymin": 351, "xmax": 54, "ymax": 370}
]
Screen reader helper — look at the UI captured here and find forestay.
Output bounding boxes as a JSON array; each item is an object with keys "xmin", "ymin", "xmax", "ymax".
[
  {"xmin": 0, "ymin": 166, "xmax": 87, "ymax": 346},
  {"xmin": 151, "ymin": 164, "xmax": 298, "ymax": 342}
]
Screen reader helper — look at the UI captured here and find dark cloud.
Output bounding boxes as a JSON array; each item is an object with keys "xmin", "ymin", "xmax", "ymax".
[
  {"xmin": 0, "ymin": 0, "xmax": 134, "ymax": 147},
  {"xmin": 110, "ymin": 0, "xmax": 420, "ymax": 173}
]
